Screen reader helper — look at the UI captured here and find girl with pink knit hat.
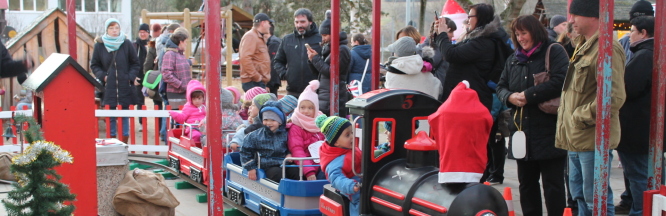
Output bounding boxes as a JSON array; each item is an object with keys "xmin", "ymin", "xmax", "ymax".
[{"xmin": 287, "ymin": 80, "xmax": 326, "ymax": 180}]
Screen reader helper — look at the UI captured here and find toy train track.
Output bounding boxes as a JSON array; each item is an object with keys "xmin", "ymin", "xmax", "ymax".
[{"xmin": 128, "ymin": 157, "xmax": 259, "ymax": 216}]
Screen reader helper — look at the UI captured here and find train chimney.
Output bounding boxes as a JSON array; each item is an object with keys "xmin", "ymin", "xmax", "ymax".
[{"xmin": 404, "ymin": 131, "xmax": 438, "ymax": 168}]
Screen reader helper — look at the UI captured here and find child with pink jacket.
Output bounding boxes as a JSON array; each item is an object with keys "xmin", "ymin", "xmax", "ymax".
[
  {"xmin": 287, "ymin": 80, "xmax": 326, "ymax": 180},
  {"xmin": 169, "ymin": 80, "xmax": 206, "ymax": 142}
]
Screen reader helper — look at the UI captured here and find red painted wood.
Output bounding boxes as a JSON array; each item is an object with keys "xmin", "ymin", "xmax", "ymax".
[
  {"xmin": 66, "ymin": 0, "xmax": 76, "ymax": 59},
  {"xmin": 372, "ymin": 185, "xmax": 405, "ymax": 200},
  {"xmin": 10, "ymin": 106, "xmax": 16, "ymax": 145},
  {"xmin": 142, "ymin": 105, "xmax": 148, "ymax": 155},
  {"xmin": 372, "ymin": 0, "xmax": 380, "ymax": 90},
  {"xmin": 412, "ymin": 197, "xmax": 447, "ymax": 213},
  {"xmin": 204, "ymin": 0, "xmax": 223, "ymax": 214},
  {"xmin": 648, "ymin": 0, "xmax": 666, "ymax": 190},
  {"xmin": 45, "ymin": 66, "xmax": 97, "ymax": 215},
  {"xmin": 154, "ymin": 105, "xmax": 160, "ymax": 154},
  {"xmin": 105, "ymin": 105, "xmax": 110, "ymax": 138},
  {"xmin": 129, "ymin": 105, "xmax": 136, "ymax": 146},
  {"xmin": 371, "ymin": 197, "xmax": 402, "ymax": 212},
  {"xmin": 330, "ymin": 0, "xmax": 340, "ymax": 116},
  {"xmin": 593, "ymin": 0, "xmax": 613, "ymax": 214}
]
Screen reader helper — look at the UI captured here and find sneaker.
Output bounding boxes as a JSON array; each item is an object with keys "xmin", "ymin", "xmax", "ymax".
[
  {"xmin": 614, "ymin": 204, "xmax": 630, "ymax": 215},
  {"xmin": 486, "ymin": 176, "xmax": 503, "ymax": 185}
]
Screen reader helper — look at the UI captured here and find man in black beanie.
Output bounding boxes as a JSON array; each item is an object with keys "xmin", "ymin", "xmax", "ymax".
[
  {"xmin": 619, "ymin": 0, "xmax": 654, "ymax": 63},
  {"xmin": 556, "ymin": 0, "xmax": 626, "ymax": 215},
  {"xmin": 134, "ymin": 23, "xmax": 150, "ymax": 128}
]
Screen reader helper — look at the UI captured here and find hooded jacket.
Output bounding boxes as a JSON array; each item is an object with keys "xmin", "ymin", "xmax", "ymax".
[
  {"xmin": 349, "ymin": 44, "xmax": 372, "ymax": 94},
  {"xmin": 286, "ymin": 123, "xmax": 325, "ymax": 177},
  {"xmin": 434, "ymin": 16, "xmax": 509, "ymax": 111},
  {"xmin": 385, "ymin": 50, "xmax": 442, "ymax": 99},
  {"xmin": 496, "ymin": 41, "xmax": 569, "ymax": 160},
  {"xmin": 91, "ymin": 37, "xmax": 141, "ymax": 107},
  {"xmin": 273, "ymin": 22, "xmax": 323, "ymax": 95},
  {"xmin": 555, "ymin": 33, "xmax": 626, "ymax": 152},
  {"xmin": 239, "ymin": 28, "xmax": 271, "ymax": 83},
  {"xmin": 169, "ymin": 80, "xmax": 206, "ymax": 124},
  {"xmin": 308, "ymin": 32, "xmax": 352, "ymax": 116},
  {"xmin": 240, "ymin": 107, "xmax": 289, "ymax": 171}
]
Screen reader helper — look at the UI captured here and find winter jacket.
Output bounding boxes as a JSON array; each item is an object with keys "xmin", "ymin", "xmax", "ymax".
[
  {"xmin": 240, "ymin": 120, "xmax": 289, "ymax": 171},
  {"xmin": 423, "ymin": 39, "xmax": 448, "ymax": 100},
  {"xmin": 267, "ymin": 35, "xmax": 282, "ymax": 89},
  {"xmin": 547, "ymin": 28, "xmax": 558, "ymax": 41},
  {"xmin": 156, "ymin": 32, "xmax": 172, "ymax": 69},
  {"xmin": 619, "ymin": 34, "xmax": 633, "ymax": 64},
  {"xmin": 496, "ymin": 41, "xmax": 569, "ymax": 161},
  {"xmin": 143, "ymin": 39, "xmax": 158, "ymax": 73},
  {"xmin": 555, "ymin": 33, "xmax": 626, "ymax": 152},
  {"xmin": 325, "ymin": 155, "xmax": 360, "ymax": 216},
  {"xmin": 0, "ymin": 42, "xmax": 29, "ymax": 80},
  {"xmin": 239, "ymin": 28, "xmax": 271, "ymax": 84},
  {"xmin": 308, "ymin": 32, "xmax": 352, "ymax": 116},
  {"xmin": 273, "ymin": 22, "xmax": 323, "ymax": 95},
  {"xmin": 134, "ymin": 38, "xmax": 149, "ymax": 80},
  {"xmin": 385, "ymin": 52, "xmax": 442, "ymax": 99},
  {"xmin": 169, "ymin": 80, "xmax": 206, "ymax": 124},
  {"xmin": 349, "ymin": 44, "xmax": 372, "ymax": 94},
  {"xmin": 161, "ymin": 41, "xmax": 191, "ymax": 94},
  {"xmin": 287, "ymin": 123, "xmax": 325, "ymax": 178},
  {"xmin": 618, "ymin": 39, "xmax": 663, "ymax": 154},
  {"xmin": 91, "ymin": 37, "xmax": 140, "ymax": 107},
  {"xmin": 433, "ymin": 16, "xmax": 508, "ymax": 111}
]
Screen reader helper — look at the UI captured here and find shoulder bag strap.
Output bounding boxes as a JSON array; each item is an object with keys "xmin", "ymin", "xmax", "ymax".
[{"xmin": 545, "ymin": 43, "xmax": 565, "ymax": 73}]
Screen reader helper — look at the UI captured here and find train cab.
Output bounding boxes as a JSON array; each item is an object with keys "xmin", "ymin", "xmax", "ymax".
[{"xmin": 167, "ymin": 123, "xmax": 208, "ymax": 185}]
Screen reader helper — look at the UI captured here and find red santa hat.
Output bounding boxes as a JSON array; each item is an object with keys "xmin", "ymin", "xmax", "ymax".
[
  {"xmin": 441, "ymin": 0, "xmax": 468, "ymax": 41},
  {"xmin": 428, "ymin": 81, "xmax": 493, "ymax": 183}
]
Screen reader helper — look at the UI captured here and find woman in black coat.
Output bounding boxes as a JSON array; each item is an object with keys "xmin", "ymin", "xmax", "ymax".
[
  {"xmin": 495, "ymin": 15, "xmax": 569, "ymax": 216},
  {"xmin": 90, "ymin": 18, "xmax": 140, "ymax": 142}
]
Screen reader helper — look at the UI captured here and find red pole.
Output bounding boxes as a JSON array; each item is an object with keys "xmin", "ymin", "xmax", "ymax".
[
  {"xmin": 330, "ymin": 0, "xmax": 340, "ymax": 116},
  {"xmin": 66, "ymin": 0, "xmax": 76, "ymax": 59},
  {"xmin": 371, "ymin": 0, "xmax": 381, "ymax": 91},
  {"xmin": 204, "ymin": 0, "xmax": 223, "ymax": 215},
  {"xmin": 566, "ymin": 0, "xmax": 573, "ymax": 20},
  {"xmin": 648, "ymin": 2, "xmax": 666, "ymax": 190},
  {"xmin": 593, "ymin": 0, "xmax": 613, "ymax": 214}
]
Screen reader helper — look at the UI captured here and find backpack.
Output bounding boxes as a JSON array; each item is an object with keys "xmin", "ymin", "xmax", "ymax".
[{"xmin": 142, "ymin": 70, "xmax": 162, "ymax": 100}]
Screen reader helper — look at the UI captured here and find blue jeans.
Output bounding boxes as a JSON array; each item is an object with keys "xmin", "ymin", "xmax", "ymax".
[
  {"xmin": 617, "ymin": 151, "xmax": 647, "ymax": 216},
  {"xmin": 568, "ymin": 150, "xmax": 614, "ymax": 216},
  {"xmin": 109, "ymin": 106, "xmax": 130, "ymax": 137},
  {"xmin": 159, "ymin": 99, "xmax": 169, "ymax": 141},
  {"xmin": 242, "ymin": 81, "xmax": 266, "ymax": 92}
]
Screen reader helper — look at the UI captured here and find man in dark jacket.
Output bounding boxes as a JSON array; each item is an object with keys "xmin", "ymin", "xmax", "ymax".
[
  {"xmin": 267, "ymin": 23, "xmax": 282, "ymax": 95},
  {"xmin": 134, "ymin": 23, "xmax": 150, "ymax": 127},
  {"xmin": 273, "ymin": 8, "xmax": 322, "ymax": 98},
  {"xmin": 0, "ymin": 42, "xmax": 32, "ymax": 84},
  {"xmin": 307, "ymin": 10, "xmax": 351, "ymax": 117},
  {"xmin": 617, "ymin": 16, "xmax": 655, "ymax": 216}
]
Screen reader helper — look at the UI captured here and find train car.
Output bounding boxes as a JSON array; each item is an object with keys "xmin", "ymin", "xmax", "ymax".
[
  {"xmin": 319, "ymin": 88, "xmax": 509, "ymax": 216},
  {"xmin": 167, "ymin": 123, "xmax": 209, "ymax": 185}
]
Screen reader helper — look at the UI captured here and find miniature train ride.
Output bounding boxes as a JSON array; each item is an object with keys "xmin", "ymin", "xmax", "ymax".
[{"xmin": 167, "ymin": 88, "xmax": 509, "ymax": 216}]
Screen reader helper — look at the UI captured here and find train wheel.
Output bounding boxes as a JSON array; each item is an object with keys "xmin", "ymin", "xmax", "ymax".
[
  {"xmin": 190, "ymin": 167, "xmax": 202, "ymax": 184},
  {"xmin": 168, "ymin": 156, "xmax": 180, "ymax": 173}
]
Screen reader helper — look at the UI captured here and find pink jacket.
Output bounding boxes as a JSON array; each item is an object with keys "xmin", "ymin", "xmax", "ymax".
[
  {"xmin": 169, "ymin": 80, "xmax": 206, "ymax": 124},
  {"xmin": 287, "ymin": 123, "xmax": 325, "ymax": 178}
]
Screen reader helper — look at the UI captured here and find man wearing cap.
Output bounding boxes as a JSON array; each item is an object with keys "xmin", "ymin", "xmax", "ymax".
[
  {"xmin": 239, "ymin": 13, "xmax": 272, "ymax": 92},
  {"xmin": 555, "ymin": 0, "xmax": 626, "ymax": 215},
  {"xmin": 548, "ymin": 15, "xmax": 567, "ymax": 41}
]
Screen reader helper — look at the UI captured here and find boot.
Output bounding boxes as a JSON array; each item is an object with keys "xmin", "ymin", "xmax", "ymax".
[{"xmin": 120, "ymin": 136, "xmax": 129, "ymax": 144}]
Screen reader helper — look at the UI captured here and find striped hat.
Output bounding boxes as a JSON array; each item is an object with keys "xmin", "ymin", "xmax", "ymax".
[
  {"xmin": 253, "ymin": 93, "xmax": 277, "ymax": 108},
  {"xmin": 315, "ymin": 114, "xmax": 351, "ymax": 146},
  {"xmin": 243, "ymin": 87, "xmax": 268, "ymax": 101},
  {"xmin": 279, "ymin": 95, "xmax": 298, "ymax": 115}
]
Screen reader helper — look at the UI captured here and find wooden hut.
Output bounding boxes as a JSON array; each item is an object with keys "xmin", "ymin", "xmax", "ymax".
[{"xmin": 4, "ymin": 8, "xmax": 95, "ymax": 110}]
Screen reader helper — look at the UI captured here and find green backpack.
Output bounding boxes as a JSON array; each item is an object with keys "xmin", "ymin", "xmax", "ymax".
[{"xmin": 142, "ymin": 70, "xmax": 162, "ymax": 90}]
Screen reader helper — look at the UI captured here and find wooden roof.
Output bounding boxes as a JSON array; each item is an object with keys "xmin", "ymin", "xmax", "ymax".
[{"xmin": 22, "ymin": 53, "xmax": 103, "ymax": 92}]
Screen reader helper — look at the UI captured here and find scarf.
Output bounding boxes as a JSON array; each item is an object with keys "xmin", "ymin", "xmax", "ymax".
[
  {"xmin": 630, "ymin": 38, "xmax": 653, "ymax": 48},
  {"xmin": 319, "ymin": 143, "xmax": 362, "ymax": 179},
  {"xmin": 515, "ymin": 42, "xmax": 543, "ymax": 63},
  {"xmin": 102, "ymin": 33, "xmax": 126, "ymax": 52},
  {"xmin": 290, "ymin": 109, "xmax": 324, "ymax": 133}
]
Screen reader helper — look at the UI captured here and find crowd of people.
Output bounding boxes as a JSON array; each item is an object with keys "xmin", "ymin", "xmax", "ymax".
[{"xmin": 77, "ymin": 0, "xmax": 658, "ymax": 215}]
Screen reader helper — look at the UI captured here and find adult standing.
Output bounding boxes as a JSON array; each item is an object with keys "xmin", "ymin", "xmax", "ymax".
[
  {"xmin": 273, "ymin": 8, "xmax": 322, "ymax": 98},
  {"xmin": 307, "ymin": 10, "xmax": 351, "ymax": 117},
  {"xmin": 90, "ymin": 18, "xmax": 140, "ymax": 144},
  {"xmin": 134, "ymin": 23, "xmax": 150, "ymax": 128},
  {"xmin": 547, "ymin": 15, "xmax": 567, "ymax": 41},
  {"xmin": 496, "ymin": 15, "xmax": 569, "ymax": 216},
  {"xmin": 161, "ymin": 28, "xmax": 192, "ymax": 110},
  {"xmin": 556, "ymin": 0, "xmax": 626, "ymax": 215},
  {"xmin": 618, "ymin": 0, "xmax": 654, "ymax": 64},
  {"xmin": 617, "ymin": 16, "xmax": 656, "ymax": 216},
  {"xmin": 239, "ymin": 13, "xmax": 272, "ymax": 92},
  {"xmin": 144, "ymin": 23, "xmax": 163, "ymax": 132},
  {"xmin": 267, "ymin": 22, "xmax": 283, "ymax": 95},
  {"xmin": 349, "ymin": 33, "xmax": 371, "ymax": 94}
]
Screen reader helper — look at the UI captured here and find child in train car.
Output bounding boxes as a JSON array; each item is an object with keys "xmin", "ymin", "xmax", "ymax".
[
  {"xmin": 317, "ymin": 115, "xmax": 362, "ymax": 216},
  {"xmin": 239, "ymin": 87, "xmax": 268, "ymax": 124},
  {"xmin": 168, "ymin": 80, "xmax": 206, "ymax": 142},
  {"xmin": 240, "ymin": 101, "xmax": 301, "ymax": 182},
  {"xmin": 221, "ymin": 86, "xmax": 243, "ymax": 142},
  {"xmin": 287, "ymin": 80, "xmax": 326, "ymax": 181},
  {"xmin": 229, "ymin": 93, "xmax": 277, "ymax": 152},
  {"xmin": 278, "ymin": 95, "xmax": 298, "ymax": 119}
]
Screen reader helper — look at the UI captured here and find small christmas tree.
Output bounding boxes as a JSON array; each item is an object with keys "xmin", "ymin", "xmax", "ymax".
[{"xmin": 2, "ymin": 115, "xmax": 76, "ymax": 216}]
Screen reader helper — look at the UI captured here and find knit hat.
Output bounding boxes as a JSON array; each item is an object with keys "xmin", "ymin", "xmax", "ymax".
[
  {"xmin": 299, "ymin": 80, "xmax": 320, "ymax": 112},
  {"xmin": 387, "ymin": 36, "xmax": 417, "ymax": 57},
  {"xmin": 569, "ymin": 0, "xmax": 599, "ymax": 18},
  {"xmin": 151, "ymin": 23, "xmax": 162, "ymax": 33},
  {"xmin": 630, "ymin": 0, "xmax": 654, "ymax": 20},
  {"xmin": 319, "ymin": 10, "xmax": 332, "ymax": 35},
  {"xmin": 225, "ymin": 86, "xmax": 241, "ymax": 104},
  {"xmin": 279, "ymin": 95, "xmax": 298, "ymax": 115},
  {"xmin": 253, "ymin": 93, "xmax": 278, "ymax": 108},
  {"xmin": 221, "ymin": 88, "xmax": 240, "ymax": 110},
  {"xmin": 550, "ymin": 15, "xmax": 566, "ymax": 28},
  {"xmin": 316, "ymin": 114, "xmax": 351, "ymax": 146},
  {"xmin": 139, "ymin": 23, "xmax": 150, "ymax": 32},
  {"xmin": 260, "ymin": 101, "xmax": 285, "ymax": 125},
  {"xmin": 243, "ymin": 87, "xmax": 268, "ymax": 101}
]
